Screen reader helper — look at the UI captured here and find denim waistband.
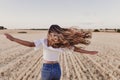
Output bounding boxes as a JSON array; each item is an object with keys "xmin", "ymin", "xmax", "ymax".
[{"xmin": 43, "ymin": 63, "xmax": 60, "ymax": 67}]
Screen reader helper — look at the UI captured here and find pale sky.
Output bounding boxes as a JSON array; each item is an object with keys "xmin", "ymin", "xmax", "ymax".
[{"xmin": 0, "ymin": 0, "xmax": 120, "ymax": 29}]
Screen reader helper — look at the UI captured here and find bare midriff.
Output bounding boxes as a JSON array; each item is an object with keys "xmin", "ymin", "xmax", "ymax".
[{"xmin": 43, "ymin": 60, "xmax": 58, "ymax": 64}]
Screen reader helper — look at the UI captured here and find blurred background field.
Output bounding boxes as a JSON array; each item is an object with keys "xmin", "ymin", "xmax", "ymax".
[{"xmin": 0, "ymin": 29, "xmax": 120, "ymax": 80}]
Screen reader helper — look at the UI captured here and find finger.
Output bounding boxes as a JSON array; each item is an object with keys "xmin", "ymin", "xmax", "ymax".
[
  {"xmin": 4, "ymin": 33, "xmax": 9, "ymax": 35},
  {"xmin": 4, "ymin": 33, "xmax": 10, "ymax": 36},
  {"xmin": 4, "ymin": 33, "xmax": 7, "ymax": 36}
]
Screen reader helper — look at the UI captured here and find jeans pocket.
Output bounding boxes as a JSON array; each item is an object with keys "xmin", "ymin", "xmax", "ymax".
[
  {"xmin": 53, "ymin": 66, "xmax": 61, "ymax": 79},
  {"xmin": 41, "ymin": 69, "xmax": 51, "ymax": 80},
  {"xmin": 41, "ymin": 65, "xmax": 52, "ymax": 79}
]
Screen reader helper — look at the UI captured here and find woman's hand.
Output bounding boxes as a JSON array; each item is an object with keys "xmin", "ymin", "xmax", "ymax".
[{"xmin": 4, "ymin": 33, "xmax": 15, "ymax": 41}]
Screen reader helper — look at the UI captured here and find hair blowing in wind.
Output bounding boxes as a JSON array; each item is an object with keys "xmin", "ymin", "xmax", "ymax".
[{"xmin": 47, "ymin": 25, "xmax": 92, "ymax": 48}]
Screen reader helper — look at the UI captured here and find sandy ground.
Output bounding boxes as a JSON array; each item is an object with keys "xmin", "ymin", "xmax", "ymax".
[{"xmin": 0, "ymin": 29, "xmax": 120, "ymax": 80}]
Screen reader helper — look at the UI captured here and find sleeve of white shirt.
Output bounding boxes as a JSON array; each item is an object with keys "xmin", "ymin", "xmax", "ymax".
[{"xmin": 34, "ymin": 39, "xmax": 44, "ymax": 50}]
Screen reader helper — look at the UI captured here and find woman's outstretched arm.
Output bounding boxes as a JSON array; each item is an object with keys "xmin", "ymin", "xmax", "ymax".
[
  {"xmin": 4, "ymin": 33, "xmax": 35, "ymax": 47},
  {"xmin": 74, "ymin": 46, "xmax": 98, "ymax": 55}
]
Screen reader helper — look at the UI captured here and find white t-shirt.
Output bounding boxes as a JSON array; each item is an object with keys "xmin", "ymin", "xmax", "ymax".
[{"xmin": 34, "ymin": 38, "xmax": 63, "ymax": 61}]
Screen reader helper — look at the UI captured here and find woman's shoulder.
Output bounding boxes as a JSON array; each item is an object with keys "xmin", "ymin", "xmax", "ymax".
[
  {"xmin": 34, "ymin": 38, "xmax": 46, "ymax": 46},
  {"xmin": 37, "ymin": 38, "xmax": 46, "ymax": 42}
]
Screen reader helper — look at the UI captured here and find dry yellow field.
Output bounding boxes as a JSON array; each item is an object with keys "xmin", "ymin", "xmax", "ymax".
[{"xmin": 0, "ymin": 30, "xmax": 120, "ymax": 80}]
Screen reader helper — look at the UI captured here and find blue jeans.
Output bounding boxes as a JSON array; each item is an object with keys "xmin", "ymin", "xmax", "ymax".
[{"xmin": 41, "ymin": 63, "xmax": 61, "ymax": 80}]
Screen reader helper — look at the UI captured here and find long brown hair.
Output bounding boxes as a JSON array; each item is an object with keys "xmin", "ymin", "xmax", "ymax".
[{"xmin": 48, "ymin": 25, "xmax": 92, "ymax": 48}]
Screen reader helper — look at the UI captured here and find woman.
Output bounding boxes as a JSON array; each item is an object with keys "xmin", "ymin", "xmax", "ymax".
[{"xmin": 4, "ymin": 25, "xmax": 98, "ymax": 80}]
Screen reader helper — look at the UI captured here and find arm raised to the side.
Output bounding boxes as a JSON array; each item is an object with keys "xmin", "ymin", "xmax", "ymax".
[
  {"xmin": 4, "ymin": 33, "xmax": 35, "ymax": 47},
  {"xmin": 74, "ymin": 46, "xmax": 98, "ymax": 55}
]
